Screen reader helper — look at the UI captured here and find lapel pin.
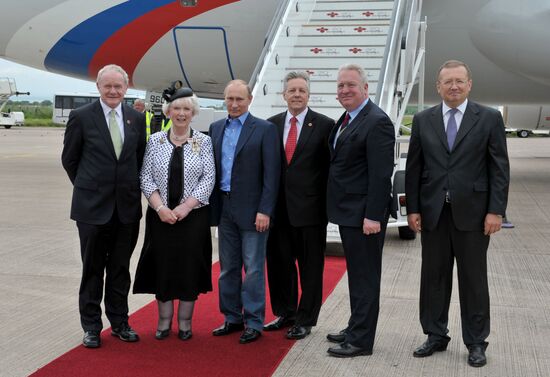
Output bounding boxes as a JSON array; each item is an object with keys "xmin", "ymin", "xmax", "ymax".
[
  {"xmin": 308, "ymin": 123, "xmax": 312, "ymax": 127},
  {"xmin": 126, "ymin": 120, "xmax": 131, "ymax": 124}
]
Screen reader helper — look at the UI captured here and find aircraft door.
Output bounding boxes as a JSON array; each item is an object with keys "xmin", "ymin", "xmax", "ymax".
[{"xmin": 172, "ymin": 26, "xmax": 234, "ymax": 97}]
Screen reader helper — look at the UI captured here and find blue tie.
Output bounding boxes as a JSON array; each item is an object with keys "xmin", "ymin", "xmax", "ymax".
[{"xmin": 446, "ymin": 108, "xmax": 458, "ymax": 150}]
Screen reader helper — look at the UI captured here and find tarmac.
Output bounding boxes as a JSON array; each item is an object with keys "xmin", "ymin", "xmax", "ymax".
[{"xmin": 1, "ymin": 127, "xmax": 549, "ymax": 377}]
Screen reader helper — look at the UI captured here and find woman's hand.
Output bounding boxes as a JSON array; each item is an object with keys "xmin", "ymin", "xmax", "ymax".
[
  {"xmin": 158, "ymin": 207, "xmax": 178, "ymax": 224},
  {"xmin": 173, "ymin": 203, "xmax": 192, "ymax": 221}
]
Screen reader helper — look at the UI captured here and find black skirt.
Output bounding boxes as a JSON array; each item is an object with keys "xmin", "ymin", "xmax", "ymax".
[{"xmin": 133, "ymin": 206, "xmax": 212, "ymax": 301}]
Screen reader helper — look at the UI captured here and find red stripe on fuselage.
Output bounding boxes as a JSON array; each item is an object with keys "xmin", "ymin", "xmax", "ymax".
[{"xmin": 89, "ymin": 0, "xmax": 239, "ymax": 87}]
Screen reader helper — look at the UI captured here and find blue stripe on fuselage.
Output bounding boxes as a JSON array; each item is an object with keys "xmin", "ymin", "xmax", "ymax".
[{"xmin": 44, "ymin": 0, "xmax": 174, "ymax": 77}]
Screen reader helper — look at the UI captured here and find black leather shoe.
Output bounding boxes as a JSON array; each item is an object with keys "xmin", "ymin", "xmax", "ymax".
[
  {"xmin": 327, "ymin": 342, "xmax": 372, "ymax": 358},
  {"xmin": 111, "ymin": 322, "xmax": 140, "ymax": 342},
  {"xmin": 326, "ymin": 329, "xmax": 346, "ymax": 343},
  {"xmin": 212, "ymin": 322, "xmax": 245, "ymax": 336},
  {"xmin": 178, "ymin": 330, "xmax": 193, "ymax": 341},
  {"xmin": 239, "ymin": 328, "xmax": 261, "ymax": 344},
  {"xmin": 286, "ymin": 325, "xmax": 311, "ymax": 340},
  {"xmin": 83, "ymin": 331, "xmax": 101, "ymax": 348},
  {"xmin": 263, "ymin": 316, "xmax": 295, "ymax": 331},
  {"xmin": 413, "ymin": 339, "xmax": 448, "ymax": 357},
  {"xmin": 468, "ymin": 345, "xmax": 487, "ymax": 367}
]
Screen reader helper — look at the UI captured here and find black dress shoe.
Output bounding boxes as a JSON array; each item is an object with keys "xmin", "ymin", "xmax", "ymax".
[
  {"xmin": 286, "ymin": 325, "xmax": 311, "ymax": 340},
  {"xmin": 468, "ymin": 345, "xmax": 487, "ymax": 367},
  {"xmin": 111, "ymin": 322, "xmax": 140, "ymax": 342},
  {"xmin": 327, "ymin": 342, "xmax": 372, "ymax": 358},
  {"xmin": 326, "ymin": 329, "xmax": 346, "ymax": 343},
  {"xmin": 239, "ymin": 328, "xmax": 261, "ymax": 344},
  {"xmin": 155, "ymin": 328, "xmax": 170, "ymax": 340},
  {"xmin": 263, "ymin": 316, "xmax": 295, "ymax": 331},
  {"xmin": 83, "ymin": 331, "xmax": 101, "ymax": 348},
  {"xmin": 178, "ymin": 330, "xmax": 193, "ymax": 341},
  {"xmin": 413, "ymin": 339, "xmax": 448, "ymax": 357},
  {"xmin": 212, "ymin": 322, "xmax": 245, "ymax": 336}
]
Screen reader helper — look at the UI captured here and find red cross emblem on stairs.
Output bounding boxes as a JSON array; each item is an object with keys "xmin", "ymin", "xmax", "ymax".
[
  {"xmin": 317, "ymin": 27, "xmax": 329, "ymax": 33},
  {"xmin": 363, "ymin": 11, "xmax": 374, "ymax": 17},
  {"xmin": 349, "ymin": 48, "xmax": 362, "ymax": 54},
  {"xmin": 327, "ymin": 12, "xmax": 339, "ymax": 17},
  {"xmin": 310, "ymin": 48, "xmax": 323, "ymax": 54},
  {"xmin": 306, "ymin": 70, "xmax": 315, "ymax": 75},
  {"xmin": 354, "ymin": 27, "xmax": 367, "ymax": 32}
]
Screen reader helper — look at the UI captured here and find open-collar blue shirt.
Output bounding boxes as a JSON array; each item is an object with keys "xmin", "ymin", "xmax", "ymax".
[{"xmin": 220, "ymin": 112, "xmax": 249, "ymax": 191}]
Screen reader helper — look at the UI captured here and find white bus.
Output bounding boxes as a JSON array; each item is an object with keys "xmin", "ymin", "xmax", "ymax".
[{"xmin": 52, "ymin": 92, "xmax": 141, "ymax": 124}]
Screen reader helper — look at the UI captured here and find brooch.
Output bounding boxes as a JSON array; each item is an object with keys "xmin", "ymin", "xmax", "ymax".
[{"xmin": 190, "ymin": 137, "xmax": 200, "ymax": 153}]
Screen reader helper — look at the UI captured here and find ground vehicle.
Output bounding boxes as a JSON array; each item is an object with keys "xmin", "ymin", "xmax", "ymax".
[
  {"xmin": 52, "ymin": 93, "xmax": 141, "ymax": 124},
  {"xmin": 0, "ymin": 77, "xmax": 29, "ymax": 128}
]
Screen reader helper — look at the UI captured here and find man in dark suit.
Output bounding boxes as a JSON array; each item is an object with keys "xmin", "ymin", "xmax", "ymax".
[
  {"xmin": 263, "ymin": 71, "xmax": 334, "ymax": 339},
  {"xmin": 405, "ymin": 60, "xmax": 509, "ymax": 367},
  {"xmin": 326, "ymin": 64, "xmax": 395, "ymax": 357},
  {"xmin": 209, "ymin": 80, "xmax": 280, "ymax": 344},
  {"xmin": 61, "ymin": 64, "xmax": 146, "ymax": 348}
]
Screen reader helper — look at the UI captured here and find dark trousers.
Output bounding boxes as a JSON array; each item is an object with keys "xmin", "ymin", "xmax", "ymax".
[
  {"xmin": 420, "ymin": 204, "xmax": 490, "ymax": 347},
  {"xmin": 266, "ymin": 218, "xmax": 326, "ymax": 327},
  {"xmin": 76, "ymin": 210, "xmax": 139, "ymax": 332},
  {"xmin": 339, "ymin": 215, "xmax": 388, "ymax": 350}
]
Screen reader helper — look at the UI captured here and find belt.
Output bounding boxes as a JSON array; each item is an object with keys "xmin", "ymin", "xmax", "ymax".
[{"xmin": 221, "ymin": 190, "xmax": 230, "ymax": 197}]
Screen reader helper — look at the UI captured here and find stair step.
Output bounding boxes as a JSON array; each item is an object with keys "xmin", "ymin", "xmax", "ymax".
[
  {"xmin": 279, "ymin": 35, "xmax": 389, "ymax": 46},
  {"xmin": 293, "ymin": 24, "xmax": 390, "ymax": 36}
]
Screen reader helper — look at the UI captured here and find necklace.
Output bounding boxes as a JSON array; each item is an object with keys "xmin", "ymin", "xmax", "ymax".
[{"xmin": 171, "ymin": 129, "xmax": 190, "ymax": 142}]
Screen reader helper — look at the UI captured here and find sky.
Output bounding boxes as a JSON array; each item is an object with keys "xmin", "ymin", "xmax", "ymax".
[{"xmin": 0, "ymin": 58, "xmax": 145, "ymax": 102}]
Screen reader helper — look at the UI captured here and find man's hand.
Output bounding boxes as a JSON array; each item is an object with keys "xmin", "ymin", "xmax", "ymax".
[
  {"xmin": 363, "ymin": 218, "xmax": 381, "ymax": 235},
  {"xmin": 255, "ymin": 213, "xmax": 270, "ymax": 232},
  {"xmin": 408, "ymin": 213, "xmax": 422, "ymax": 233},
  {"xmin": 484, "ymin": 213, "xmax": 502, "ymax": 235}
]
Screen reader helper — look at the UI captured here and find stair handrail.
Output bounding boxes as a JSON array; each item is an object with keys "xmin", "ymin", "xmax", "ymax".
[
  {"xmin": 248, "ymin": 0, "xmax": 294, "ymax": 94},
  {"xmin": 376, "ymin": 0, "xmax": 424, "ymax": 128}
]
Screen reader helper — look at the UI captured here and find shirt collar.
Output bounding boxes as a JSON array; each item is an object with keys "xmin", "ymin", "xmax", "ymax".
[
  {"xmin": 442, "ymin": 99, "xmax": 468, "ymax": 115},
  {"xmin": 348, "ymin": 98, "xmax": 369, "ymax": 121},
  {"xmin": 285, "ymin": 107, "xmax": 308, "ymax": 125},
  {"xmin": 99, "ymin": 99, "xmax": 123, "ymax": 118},
  {"xmin": 226, "ymin": 111, "xmax": 250, "ymax": 126}
]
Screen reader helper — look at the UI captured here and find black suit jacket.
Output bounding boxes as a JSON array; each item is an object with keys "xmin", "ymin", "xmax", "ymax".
[
  {"xmin": 405, "ymin": 100, "xmax": 509, "ymax": 231},
  {"xmin": 327, "ymin": 100, "xmax": 395, "ymax": 226},
  {"xmin": 61, "ymin": 100, "xmax": 146, "ymax": 225},
  {"xmin": 268, "ymin": 108, "xmax": 334, "ymax": 227}
]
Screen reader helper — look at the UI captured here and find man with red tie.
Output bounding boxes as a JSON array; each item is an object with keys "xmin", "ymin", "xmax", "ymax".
[{"xmin": 264, "ymin": 71, "xmax": 334, "ymax": 339}]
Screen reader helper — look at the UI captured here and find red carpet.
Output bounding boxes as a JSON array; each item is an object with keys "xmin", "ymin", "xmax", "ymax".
[{"xmin": 31, "ymin": 256, "xmax": 346, "ymax": 377}]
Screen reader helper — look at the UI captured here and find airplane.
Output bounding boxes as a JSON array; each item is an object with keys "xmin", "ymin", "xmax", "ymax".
[{"xmin": 1, "ymin": 0, "xmax": 549, "ymax": 137}]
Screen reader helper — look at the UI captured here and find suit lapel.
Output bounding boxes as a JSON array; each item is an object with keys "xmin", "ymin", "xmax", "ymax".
[
  {"xmin": 235, "ymin": 114, "xmax": 256, "ymax": 156},
  {"xmin": 212, "ymin": 120, "xmax": 225, "ymax": 173},
  {"xmin": 453, "ymin": 102, "xmax": 479, "ymax": 150},
  {"xmin": 329, "ymin": 111, "xmax": 345, "ymax": 158},
  {"xmin": 292, "ymin": 108, "xmax": 315, "ymax": 163},
  {"xmin": 428, "ymin": 104, "xmax": 449, "ymax": 152},
  {"xmin": 92, "ymin": 101, "xmax": 117, "ymax": 159},
  {"xmin": 120, "ymin": 104, "xmax": 134, "ymax": 158},
  {"xmin": 335, "ymin": 102, "xmax": 371, "ymax": 152}
]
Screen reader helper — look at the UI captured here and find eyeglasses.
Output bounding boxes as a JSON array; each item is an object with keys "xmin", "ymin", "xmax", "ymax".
[{"xmin": 438, "ymin": 79, "xmax": 469, "ymax": 87}]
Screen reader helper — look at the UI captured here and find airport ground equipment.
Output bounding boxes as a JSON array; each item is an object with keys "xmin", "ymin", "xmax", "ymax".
[{"xmin": 0, "ymin": 78, "xmax": 29, "ymax": 129}]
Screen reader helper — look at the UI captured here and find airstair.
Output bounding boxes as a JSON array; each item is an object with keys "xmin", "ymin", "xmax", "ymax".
[
  {"xmin": 249, "ymin": 0, "xmax": 426, "ymax": 239},
  {"xmin": 0, "ymin": 78, "xmax": 29, "ymax": 129}
]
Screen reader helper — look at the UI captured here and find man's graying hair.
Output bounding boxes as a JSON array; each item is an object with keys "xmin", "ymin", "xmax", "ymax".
[
  {"xmin": 283, "ymin": 71, "xmax": 310, "ymax": 92},
  {"xmin": 96, "ymin": 64, "xmax": 129, "ymax": 86}
]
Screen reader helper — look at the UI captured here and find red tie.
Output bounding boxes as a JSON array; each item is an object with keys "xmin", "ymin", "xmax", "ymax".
[
  {"xmin": 340, "ymin": 112, "xmax": 350, "ymax": 132},
  {"xmin": 285, "ymin": 116, "xmax": 298, "ymax": 164}
]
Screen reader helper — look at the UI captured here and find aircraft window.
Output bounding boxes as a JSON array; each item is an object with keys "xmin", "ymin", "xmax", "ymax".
[{"xmin": 180, "ymin": 0, "xmax": 197, "ymax": 6}]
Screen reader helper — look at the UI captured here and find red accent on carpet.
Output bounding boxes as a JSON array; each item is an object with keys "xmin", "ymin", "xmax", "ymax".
[{"xmin": 31, "ymin": 256, "xmax": 346, "ymax": 377}]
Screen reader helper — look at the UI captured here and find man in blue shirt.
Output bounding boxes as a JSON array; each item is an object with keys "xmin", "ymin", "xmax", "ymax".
[{"xmin": 209, "ymin": 80, "xmax": 280, "ymax": 344}]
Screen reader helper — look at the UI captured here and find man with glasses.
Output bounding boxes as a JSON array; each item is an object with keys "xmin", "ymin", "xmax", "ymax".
[{"xmin": 405, "ymin": 60, "xmax": 510, "ymax": 367}]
